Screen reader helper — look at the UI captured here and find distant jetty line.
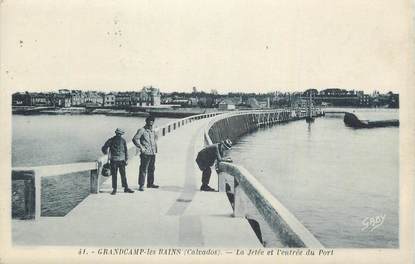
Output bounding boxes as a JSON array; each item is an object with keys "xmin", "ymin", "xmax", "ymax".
[{"xmin": 343, "ymin": 112, "xmax": 399, "ymax": 128}]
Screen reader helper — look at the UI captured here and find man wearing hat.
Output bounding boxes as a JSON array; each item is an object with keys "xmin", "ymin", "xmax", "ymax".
[
  {"xmin": 133, "ymin": 116, "xmax": 159, "ymax": 191},
  {"xmin": 102, "ymin": 128, "xmax": 134, "ymax": 195},
  {"xmin": 195, "ymin": 139, "xmax": 233, "ymax": 191}
]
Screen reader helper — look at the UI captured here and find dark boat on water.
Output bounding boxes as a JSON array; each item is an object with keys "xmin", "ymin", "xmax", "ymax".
[{"xmin": 344, "ymin": 112, "xmax": 399, "ymax": 128}]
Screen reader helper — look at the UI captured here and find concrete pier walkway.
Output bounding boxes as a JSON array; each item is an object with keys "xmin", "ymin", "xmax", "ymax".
[{"xmin": 12, "ymin": 118, "xmax": 261, "ymax": 247}]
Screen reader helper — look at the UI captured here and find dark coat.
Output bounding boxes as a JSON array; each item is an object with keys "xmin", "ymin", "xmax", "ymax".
[
  {"xmin": 195, "ymin": 143, "xmax": 223, "ymax": 170},
  {"xmin": 102, "ymin": 136, "xmax": 128, "ymax": 161}
]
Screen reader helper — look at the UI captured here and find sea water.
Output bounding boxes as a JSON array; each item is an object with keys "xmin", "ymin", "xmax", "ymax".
[{"xmin": 229, "ymin": 108, "xmax": 399, "ymax": 248}]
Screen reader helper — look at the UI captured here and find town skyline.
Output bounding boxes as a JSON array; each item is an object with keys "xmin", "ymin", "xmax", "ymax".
[
  {"xmin": 8, "ymin": 86, "xmax": 401, "ymax": 95},
  {"xmin": 12, "ymin": 87, "xmax": 399, "ymax": 110}
]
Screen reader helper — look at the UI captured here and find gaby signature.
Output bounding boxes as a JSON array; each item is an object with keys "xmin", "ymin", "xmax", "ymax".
[{"xmin": 361, "ymin": 214, "xmax": 386, "ymax": 232}]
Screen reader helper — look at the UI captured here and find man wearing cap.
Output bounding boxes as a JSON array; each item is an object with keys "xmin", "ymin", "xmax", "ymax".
[
  {"xmin": 133, "ymin": 116, "xmax": 159, "ymax": 191},
  {"xmin": 195, "ymin": 139, "xmax": 233, "ymax": 191},
  {"xmin": 102, "ymin": 128, "xmax": 134, "ymax": 195}
]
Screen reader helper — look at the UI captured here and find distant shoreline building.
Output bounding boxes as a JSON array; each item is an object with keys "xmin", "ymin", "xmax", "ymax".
[
  {"xmin": 299, "ymin": 88, "xmax": 398, "ymax": 108},
  {"xmin": 104, "ymin": 93, "xmax": 116, "ymax": 107},
  {"xmin": 52, "ymin": 93, "xmax": 71, "ymax": 107},
  {"xmin": 70, "ymin": 90, "xmax": 85, "ymax": 106},
  {"xmin": 115, "ymin": 92, "xmax": 132, "ymax": 108},
  {"xmin": 84, "ymin": 91, "xmax": 104, "ymax": 107},
  {"xmin": 139, "ymin": 86, "xmax": 161, "ymax": 106},
  {"xmin": 218, "ymin": 99, "xmax": 236, "ymax": 110}
]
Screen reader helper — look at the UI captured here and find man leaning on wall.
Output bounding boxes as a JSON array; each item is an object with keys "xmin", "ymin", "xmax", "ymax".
[{"xmin": 195, "ymin": 139, "xmax": 233, "ymax": 191}]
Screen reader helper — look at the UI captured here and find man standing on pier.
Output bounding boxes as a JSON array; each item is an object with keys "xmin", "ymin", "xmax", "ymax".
[
  {"xmin": 196, "ymin": 139, "xmax": 233, "ymax": 191},
  {"xmin": 102, "ymin": 128, "xmax": 134, "ymax": 195},
  {"xmin": 133, "ymin": 116, "xmax": 159, "ymax": 191}
]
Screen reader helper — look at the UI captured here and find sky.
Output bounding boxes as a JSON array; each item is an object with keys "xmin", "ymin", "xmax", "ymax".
[{"xmin": 1, "ymin": 0, "xmax": 411, "ymax": 94}]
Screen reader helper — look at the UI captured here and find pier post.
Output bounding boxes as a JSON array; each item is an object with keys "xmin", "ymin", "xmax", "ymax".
[
  {"xmin": 217, "ymin": 170, "xmax": 227, "ymax": 192},
  {"xmin": 34, "ymin": 172, "xmax": 41, "ymax": 220},
  {"xmin": 12, "ymin": 170, "xmax": 37, "ymax": 220},
  {"xmin": 90, "ymin": 162, "xmax": 99, "ymax": 194},
  {"xmin": 24, "ymin": 176, "xmax": 36, "ymax": 219},
  {"xmin": 233, "ymin": 179, "xmax": 246, "ymax": 218}
]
